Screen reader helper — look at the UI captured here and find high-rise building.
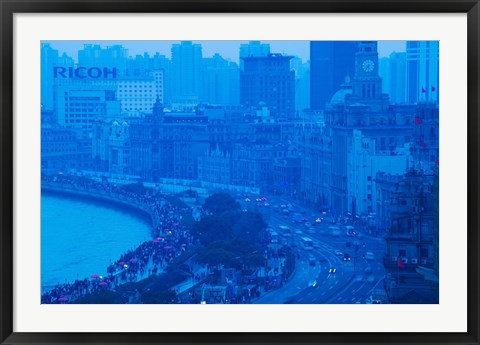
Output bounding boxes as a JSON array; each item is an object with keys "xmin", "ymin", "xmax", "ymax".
[
  {"xmin": 240, "ymin": 54, "xmax": 295, "ymax": 119},
  {"xmin": 116, "ymin": 77, "xmax": 158, "ymax": 116},
  {"xmin": 310, "ymin": 41, "xmax": 356, "ymax": 110},
  {"xmin": 202, "ymin": 54, "xmax": 240, "ymax": 106},
  {"xmin": 171, "ymin": 41, "xmax": 203, "ymax": 104},
  {"xmin": 384, "ymin": 52, "xmax": 407, "ymax": 104},
  {"xmin": 291, "ymin": 57, "xmax": 310, "ymax": 113},
  {"xmin": 239, "ymin": 41, "xmax": 270, "ymax": 70},
  {"xmin": 78, "ymin": 44, "xmax": 128, "ymax": 77},
  {"xmin": 126, "ymin": 52, "xmax": 172, "ymax": 104},
  {"xmin": 406, "ymin": 41, "xmax": 439, "ymax": 104},
  {"xmin": 41, "ymin": 43, "xmax": 74, "ymax": 111}
]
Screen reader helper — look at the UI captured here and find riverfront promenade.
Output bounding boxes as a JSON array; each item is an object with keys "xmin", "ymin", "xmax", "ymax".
[{"xmin": 41, "ymin": 174, "xmax": 198, "ymax": 304}]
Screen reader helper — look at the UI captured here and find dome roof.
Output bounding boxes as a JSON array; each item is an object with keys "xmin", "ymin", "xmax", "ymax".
[
  {"xmin": 330, "ymin": 88, "xmax": 352, "ymax": 105},
  {"xmin": 330, "ymin": 87, "xmax": 352, "ymax": 105},
  {"xmin": 330, "ymin": 75, "xmax": 352, "ymax": 105}
]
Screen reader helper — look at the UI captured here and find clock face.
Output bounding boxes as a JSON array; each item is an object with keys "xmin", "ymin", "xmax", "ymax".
[{"xmin": 362, "ymin": 59, "xmax": 375, "ymax": 73}]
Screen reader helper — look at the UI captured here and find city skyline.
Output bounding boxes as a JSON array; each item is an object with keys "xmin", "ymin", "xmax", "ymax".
[
  {"xmin": 44, "ymin": 40, "xmax": 407, "ymax": 64},
  {"xmin": 41, "ymin": 40, "xmax": 438, "ymax": 305}
]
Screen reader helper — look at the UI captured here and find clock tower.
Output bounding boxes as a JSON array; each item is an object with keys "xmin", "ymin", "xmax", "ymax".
[{"xmin": 351, "ymin": 41, "xmax": 383, "ymax": 101}]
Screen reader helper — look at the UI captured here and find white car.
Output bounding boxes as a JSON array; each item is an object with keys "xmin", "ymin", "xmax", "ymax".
[
  {"xmin": 329, "ymin": 268, "xmax": 337, "ymax": 274},
  {"xmin": 308, "ymin": 280, "xmax": 318, "ymax": 288},
  {"xmin": 334, "ymin": 250, "xmax": 343, "ymax": 256}
]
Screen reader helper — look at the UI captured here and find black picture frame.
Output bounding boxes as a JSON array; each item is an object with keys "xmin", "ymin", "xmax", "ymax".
[{"xmin": 1, "ymin": 1, "xmax": 479, "ymax": 344}]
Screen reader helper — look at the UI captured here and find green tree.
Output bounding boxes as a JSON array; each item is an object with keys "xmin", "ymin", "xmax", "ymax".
[
  {"xmin": 203, "ymin": 193, "xmax": 240, "ymax": 216},
  {"xmin": 196, "ymin": 239, "xmax": 264, "ymax": 270},
  {"xmin": 196, "ymin": 244, "xmax": 237, "ymax": 267},
  {"xmin": 232, "ymin": 211, "xmax": 267, "ymax": 243},
  {"xmin": 190, "ymin": 215, "xmax": 233, "ymax": 245}
]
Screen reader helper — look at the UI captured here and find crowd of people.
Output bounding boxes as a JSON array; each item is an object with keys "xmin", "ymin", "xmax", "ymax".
[{"xmin": 41, "ymin": 174, "xmax": 195, "ymax": 304}]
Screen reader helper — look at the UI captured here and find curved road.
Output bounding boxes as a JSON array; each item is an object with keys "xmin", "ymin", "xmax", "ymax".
[{"xmin": 249, "ymin": 196, "xmax": 386, "ymax": 304}]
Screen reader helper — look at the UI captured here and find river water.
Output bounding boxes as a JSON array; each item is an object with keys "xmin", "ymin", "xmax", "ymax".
[{"xmin": 41, "ymin": 192, "xmax": 151, "ymax": 290}]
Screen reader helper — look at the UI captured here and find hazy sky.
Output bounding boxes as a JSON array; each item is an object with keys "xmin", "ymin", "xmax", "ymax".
[{"xmin": 45, "ymin": 40, "xmax": 406, "ymax": 64}]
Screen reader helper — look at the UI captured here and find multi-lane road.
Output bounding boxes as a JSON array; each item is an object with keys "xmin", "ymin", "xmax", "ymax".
[{"xmin": 248, "ymin": 196, "xmax": 387, "ymax": 304}]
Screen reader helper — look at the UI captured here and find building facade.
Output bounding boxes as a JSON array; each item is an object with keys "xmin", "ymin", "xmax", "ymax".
[
  {"xmin": 55, "ymin": 87, "xmax": 121, "ymax": 137},
  {"xmin": 378, "ymin": 171, "xmax": 438, "ymax": 303},
  {"xmin": 310, "ymin": 41, "xmax": 356, "ymax": 111},
  {"xmin": 406, "ymin": 41, "xmax": 439, "ymax": 104},
  {"xmin": 241, "ymin": 54, "xmax": 295, "ymax": 120},
  {"xmin": 171, "ymin": 41, "xmax": 203, "ymax": 104}
]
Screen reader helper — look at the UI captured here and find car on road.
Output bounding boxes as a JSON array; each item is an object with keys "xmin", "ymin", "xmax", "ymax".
[
  {"xmin": 343, "ymin": 253, "xmax": 351, "ymax": 261},
  {"xmin": 329, "ymin": 268, "xmax": 337, "ymax": 274},
  {"xmin": 345, "ymin": 225, "xmax": 357, "ymax": 236},
  {"xmin": 365, "ymin": 252, "xmax": 375, "ymax": 261},
  {"xmin": 308, "ymin": 280, "xmax": 318, "ymax": 288},
  {"xmin": 334, "ymin": 250, "xmax": 343, "ymax": 256},
  {"xmin": 308, "ymin": 255, "xmax": 316, "ymax": 266}
]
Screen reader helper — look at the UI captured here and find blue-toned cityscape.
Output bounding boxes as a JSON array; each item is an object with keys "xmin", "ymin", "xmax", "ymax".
[{"xmin": 41, "ymin": 40, "xmax": 439, "ymax": 304}]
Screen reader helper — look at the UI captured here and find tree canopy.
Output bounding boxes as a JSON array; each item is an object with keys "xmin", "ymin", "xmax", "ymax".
[
  {"xmin": 196, "ymin": 239, "xmax": 266, "ymax": 269},
  {"xmin": 202, "ymin": 193, "xmax": 240, "ymax": 216},
  {"xmin": 191, "ymin": 193, "xmax": 268, "ymax": 271},
  {"xmin": 232, "ymin": 211, "xmax": 267, "ymax": 243},
  {"xmin": 190, "ymin": 215, "xmax": 233, "ymax": 246}
]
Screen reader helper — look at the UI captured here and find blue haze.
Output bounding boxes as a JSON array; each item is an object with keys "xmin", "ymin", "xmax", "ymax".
[
  {"xmin": 41, "ymin": 193, "xmax": 150, "ymax": 289},
  {"xmin": 41, "ymin": 40, "xmax": 439, "ymax": 305}
]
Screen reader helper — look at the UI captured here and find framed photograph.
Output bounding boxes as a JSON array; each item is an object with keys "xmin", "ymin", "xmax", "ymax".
[{"xmin": 1, "ymin": 1, "xmax": 479, "ymax": 344}]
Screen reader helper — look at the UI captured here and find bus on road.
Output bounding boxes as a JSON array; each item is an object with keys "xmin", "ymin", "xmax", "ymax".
[{"xmin": 300, "ymin": 237, "xmax": 314, "ymax": 250}]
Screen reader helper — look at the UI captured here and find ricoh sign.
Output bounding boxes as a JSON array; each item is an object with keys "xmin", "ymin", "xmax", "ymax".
[{"xmin": 54, "ymin": 67, "xmax": 117, "ymax": 79}]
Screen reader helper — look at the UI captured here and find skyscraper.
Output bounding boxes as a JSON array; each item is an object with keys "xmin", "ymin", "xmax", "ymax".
[
  {"xmin": 78, "ymin": 44, "xmax": 128, "ymax": 77},
  {"xmin": 291, "ymin": 57, "xmax": 310, "ymax": 113},
  {"xmin": 240, "ymin": 54, "xmax": 295, "ymax": 119},
  {"xmin": 239, "ymin": 41, "xmax": 270, "ymax": 70},
  {"xmin": 202, "ymin": 54, "xmax": 240, "ymax": 106},
  {"xmin": 379, "ymin": 52, "xmax": 407, "ymax": 104},
  {"xmin": 41, "ymin": 43, "xmax": 74, "ymax": 111},
  {"xmin": 406, "ymin": 41, "xmax": 439, "ymax": 104},
  {"xmin": 171, "ymin": 41, "xmax": 203, "ymax": 103},
  {"xmin": 310, "ymin": 41, "xmax": 356, "ymax": 110}
]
